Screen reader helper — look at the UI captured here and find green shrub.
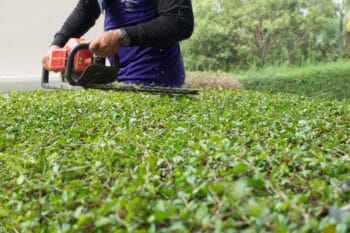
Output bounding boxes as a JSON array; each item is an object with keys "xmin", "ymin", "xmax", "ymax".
[
  {"xmin": 0, "ymin": 89, "xmax": 349, "ymax": 232},
  {"xmin": 239, "ymin": 60, "xmax": 350, "ymax": 100}
]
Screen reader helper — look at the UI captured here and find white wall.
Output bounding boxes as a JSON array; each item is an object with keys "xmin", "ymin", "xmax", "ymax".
[{"xmin": 0, "ymin": 0, "xmax": 104, "ymax": 76}]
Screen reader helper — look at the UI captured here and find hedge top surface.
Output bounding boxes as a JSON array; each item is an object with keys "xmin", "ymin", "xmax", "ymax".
[
  {"xmin": 238, "ymin": 61, "xmax": 350, "ymax": 101},
  {"xmin": 0, "ymin": 89, "xmax": 349, "ymax": 232}
]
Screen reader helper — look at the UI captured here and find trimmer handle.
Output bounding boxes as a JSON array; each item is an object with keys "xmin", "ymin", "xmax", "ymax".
[
  {"xmin": 64, "ymin": 43, "xmax": 90, "ymax": 86},
  {"xmin": 41, "ymin": 68, "xmax": 49, "ymax": 86},
  {"xmin": 41, "ymin": 43, "xmax": 90, "ymax": 87},
  {"xmin": 41, "ymin": 43, "xmax": 119, "ymax": 88},
  {"xmin": 66, "ymin": 43, "xmax": 119, "ymax": 86}
]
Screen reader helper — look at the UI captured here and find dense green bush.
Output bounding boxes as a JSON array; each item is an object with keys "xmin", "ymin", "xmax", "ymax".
[
  {"xmin": 0, "ymin": 89, "xmax": 349, "ymax": 232},
  {"xmin": 239, "ymin": 60, "xmax": 350, "ymax": 100}
]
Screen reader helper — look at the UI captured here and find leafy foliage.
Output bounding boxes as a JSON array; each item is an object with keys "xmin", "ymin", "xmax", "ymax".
[
  {"xmin": 0, "ymin": 89, "xmax": 349, "ymax": 232},
  {"xmin": 182, "ymin": 0, "xmax": 344, "ymax": 71},
  {"xmin": 239, "ymin": 60, "xmax": 350, "ymax": 100}
]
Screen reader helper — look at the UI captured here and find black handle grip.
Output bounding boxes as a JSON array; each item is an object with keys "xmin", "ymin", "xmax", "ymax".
[
  {"xmin": 65, "ymin": 43, "xmax": 90, "ymax": 86},
  {"xmin": 41, "ymin": 68, "xmax": 49, "ymax": 86}
]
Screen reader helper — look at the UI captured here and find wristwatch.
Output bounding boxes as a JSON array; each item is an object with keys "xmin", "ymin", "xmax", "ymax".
[{"xmin": 119, "ymin": 28, "xmax": 131, "ymax": 47}]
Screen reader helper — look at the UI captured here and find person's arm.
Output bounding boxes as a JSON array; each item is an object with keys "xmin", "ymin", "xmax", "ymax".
[
  {"xmin": 125, "ymin": 0, "xmax": 194, "ymax": 47},
  {"xmin": 51, "ymin": 0, "xmax": 101, "ymax": 47}
]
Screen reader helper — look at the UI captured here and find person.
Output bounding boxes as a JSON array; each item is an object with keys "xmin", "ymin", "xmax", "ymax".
[{"xmin": 42, "ymin": 0, "xmax": 194, "ymax": 87}]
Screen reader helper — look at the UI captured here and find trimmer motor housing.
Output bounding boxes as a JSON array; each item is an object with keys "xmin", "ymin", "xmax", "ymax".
[{"xmin": 49, "ymin": 38, "xmax": 92, "ymax": 73}]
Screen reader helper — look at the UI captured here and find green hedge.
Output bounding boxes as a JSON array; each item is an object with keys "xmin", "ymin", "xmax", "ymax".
[
  {"xmin": 0, "ymin": 89, "xmax": 349, "ymax": 232},
  {"xmin": 239, "ymin": 61, "xmax": 350, "ymax": 101}
]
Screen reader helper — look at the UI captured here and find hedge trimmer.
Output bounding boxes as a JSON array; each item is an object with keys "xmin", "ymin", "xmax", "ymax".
[{"xmin": 41, "ymin": 38, "xmax": 198, "ymax": 95}]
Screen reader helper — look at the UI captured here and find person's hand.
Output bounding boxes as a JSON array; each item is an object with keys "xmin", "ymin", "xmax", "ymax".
[
  {"xmin": 89, "ymin": 29, "xmax": 121, "ymax": 57},
  {"xmin": 42, "ymin": 45, "xmax": 61, "ymax": 71}
]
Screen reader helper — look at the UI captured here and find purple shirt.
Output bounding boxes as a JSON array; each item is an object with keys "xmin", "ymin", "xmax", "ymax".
[{"xmin": 104, "ymin": 0, "xmax": 186, "ymax": 87}]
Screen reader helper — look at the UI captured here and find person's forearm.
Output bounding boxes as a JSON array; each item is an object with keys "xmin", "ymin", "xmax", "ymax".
[
  {"xmin": 125, "ymin": 0, "xmax": 194, "ymax": 47},
  {"xmin": 51, "ymin": 0, "xmax": 101, "ymax": 47}
]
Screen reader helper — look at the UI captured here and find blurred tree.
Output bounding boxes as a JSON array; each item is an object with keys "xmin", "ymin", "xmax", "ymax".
[
  {"xmin": 181, "ymin": 0, "xmax": 242, "ymax": 71},
  {"xmin": 340, "ymin": 0, "xmax": 350, "ymax": 57},
  {"xmin": 182, "ymin": 0, "xmax": 346, "ymax": 71}
]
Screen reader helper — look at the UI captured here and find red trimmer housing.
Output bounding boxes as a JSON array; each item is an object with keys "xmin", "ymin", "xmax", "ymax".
[{"xmin": 49, "ymin": 38, "xmax": 92, "ymax": 73}]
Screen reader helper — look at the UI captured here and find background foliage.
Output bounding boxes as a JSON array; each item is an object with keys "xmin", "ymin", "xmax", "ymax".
[
  {"xmin": 182, "ymin": 0, "xmax": 350, "ymax": 71},
  {"xmin": 238, "ymin": 60, "xmax": 350, "ymax": 100}
]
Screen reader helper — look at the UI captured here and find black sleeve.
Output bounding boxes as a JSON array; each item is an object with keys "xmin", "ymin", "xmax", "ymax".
[
  {"xmin": 52, "ymin": 0, "xmax": 194, "ymax": 47},
  {"xmin": 51, "ymin": 0, "xmax": 101, "ymax": 47},
  {"xmin": 126, "ymin": 0, "xmax": 194, "ymax": 47}
]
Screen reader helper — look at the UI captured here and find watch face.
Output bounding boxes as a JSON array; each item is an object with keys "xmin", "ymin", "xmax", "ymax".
[
  {"xmin": 121, "ymin": 36, "xmax": 130, "ymax": 46},
  {"xmin": 120, "ymin": 31, "xmax": 131, "ymax": 46}
]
